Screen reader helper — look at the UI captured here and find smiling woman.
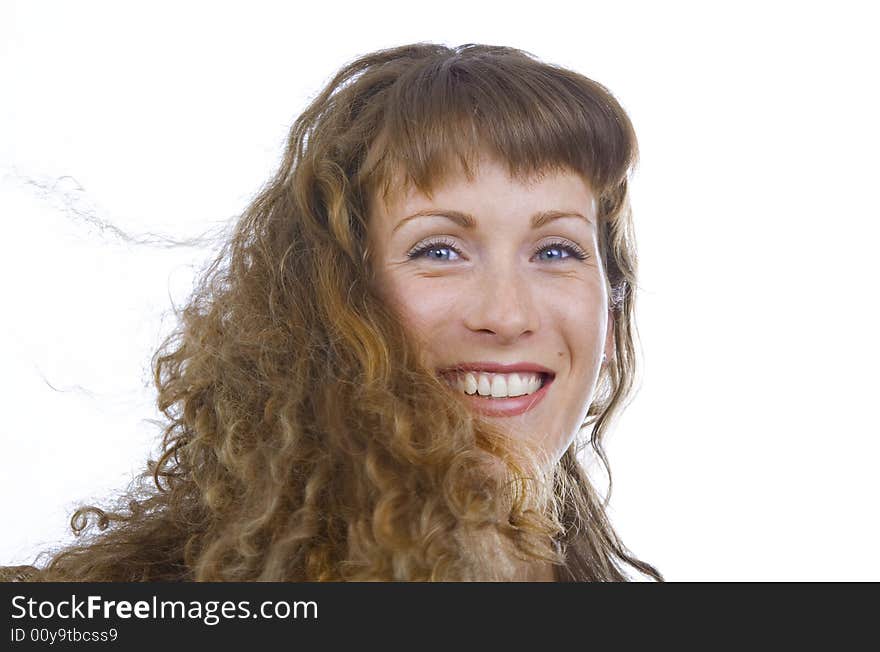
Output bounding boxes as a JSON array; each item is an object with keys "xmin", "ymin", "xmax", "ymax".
[
  {"xmin": 8, "ymin": 42, "xmax": 661, "ymax": 582},
  {"xmin": 368, "ymin": 159, "xmax": 610, "ymax": 463}
]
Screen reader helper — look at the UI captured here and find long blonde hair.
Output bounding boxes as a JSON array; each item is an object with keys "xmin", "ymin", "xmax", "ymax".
[{"xmin": 27, "ymin": 42, "xmax": 661, "ymax": 581}]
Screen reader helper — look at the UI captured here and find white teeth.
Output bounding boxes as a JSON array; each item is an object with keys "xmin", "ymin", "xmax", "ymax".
[
  {"xmin": 506, "ymin": 373, "xmax": 526, "ymax": 396},
  {"xmin": 490, "ymin": 375, "xmax": 507, "ymax": 398},
  {"xmin": 524, "ymin": 374, "xmax": 544, "ymax": 395},
  {"xmin": 445, "ymin": 372, "xmax": 545, "ymax": 398}
]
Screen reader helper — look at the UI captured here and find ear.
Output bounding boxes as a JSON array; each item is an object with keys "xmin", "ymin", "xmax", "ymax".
[{"xmin": 603, "ymin": 308, "xmax": 615, "ymax": 365}]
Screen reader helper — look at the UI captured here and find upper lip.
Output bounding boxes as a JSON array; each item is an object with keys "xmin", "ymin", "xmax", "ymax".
[{"xmin": 438, "ymin": 361, "xmax": 556, "ymax": 377}]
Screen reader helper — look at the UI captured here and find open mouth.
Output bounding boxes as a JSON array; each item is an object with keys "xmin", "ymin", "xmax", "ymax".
[
  {"xmin": 438, "ymin": 370, "xmax": 554, "ymax": 417},
  {"xmin": 439, "ymin": 370, "xmax": 554, "ymax": 399}
]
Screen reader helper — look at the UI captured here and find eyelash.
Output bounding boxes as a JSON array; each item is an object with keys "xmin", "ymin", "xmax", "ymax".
[{"xmin": 407, "ymin": 238, "xmax": 589, "ymax": 263}]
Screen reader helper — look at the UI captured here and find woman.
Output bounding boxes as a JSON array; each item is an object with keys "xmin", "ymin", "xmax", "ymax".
[{"xmin": 5, "ymin": 42, "xmax": 662, "ymax": 582}]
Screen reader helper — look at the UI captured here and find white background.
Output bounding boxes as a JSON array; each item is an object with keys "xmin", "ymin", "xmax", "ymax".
[{"xmin": 1, "ymin": 1, "xmax": 877, "ymax": 581}]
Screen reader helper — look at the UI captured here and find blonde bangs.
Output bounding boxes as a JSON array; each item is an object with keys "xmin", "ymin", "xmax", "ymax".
[{"xmin": 355, "ymin": 46, "xmax": 638, "ymax": 216}]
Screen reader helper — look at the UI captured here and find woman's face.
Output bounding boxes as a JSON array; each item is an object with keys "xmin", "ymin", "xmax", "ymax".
[{"xmin": 367, "ymin": 156, "xmax": 612, "ymax": 465}]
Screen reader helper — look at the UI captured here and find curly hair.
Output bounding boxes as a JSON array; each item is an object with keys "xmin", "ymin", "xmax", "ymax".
[{"xmin": 24, "ymin": 42, "xmax": 662, "ymax": 581}]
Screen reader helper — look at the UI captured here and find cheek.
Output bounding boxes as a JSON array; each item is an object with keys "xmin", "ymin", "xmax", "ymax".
[
  {"xmin": 555, "ymin": 277, "xmax": 606, "ymax": 316},
  {"xmin": 385, "ymin": 277, "xmax": 458, "ymax": 340},
  {"xmin": 558, "ymin": 290, "xmax": 609, "ymax": 359}
]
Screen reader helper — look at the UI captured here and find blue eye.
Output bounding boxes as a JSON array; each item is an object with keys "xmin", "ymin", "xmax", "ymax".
[
  {"xmin": 407, "ymin": 238, "xmax": 462, "ymax": 261},
  {"xmin": 535, "ymin": 241, "xmax": 589, "ymax": 261},
  {"xmin": 407, "ymin": 238, "xmax": 588, "ymax": 262}
]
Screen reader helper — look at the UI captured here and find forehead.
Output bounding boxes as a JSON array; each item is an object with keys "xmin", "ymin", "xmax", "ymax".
[{"xmin": 369, "ymin": 155, "xmax": 596, "ymax": 222}]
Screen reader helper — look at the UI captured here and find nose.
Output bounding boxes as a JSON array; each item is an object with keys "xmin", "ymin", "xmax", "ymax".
[{"xmin": 462, "ymin": 263, "xmax": 539, "ymax": 343}]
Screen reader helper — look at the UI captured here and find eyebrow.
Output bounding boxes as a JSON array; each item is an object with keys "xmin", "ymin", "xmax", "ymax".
[{"xmin": 391, "ymin": 209, "xmax": 594, "ymax": 235}]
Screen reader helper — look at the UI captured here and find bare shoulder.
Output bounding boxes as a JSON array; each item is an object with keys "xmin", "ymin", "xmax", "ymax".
[{"xmin": 0, "ymin": 565, "xmax": 39, "ymax": 582}]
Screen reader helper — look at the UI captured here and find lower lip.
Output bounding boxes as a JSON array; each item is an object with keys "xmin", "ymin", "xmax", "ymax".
[{"xmin": 453, "ymin": 375, "xmax": 554, "ymax": 417}]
